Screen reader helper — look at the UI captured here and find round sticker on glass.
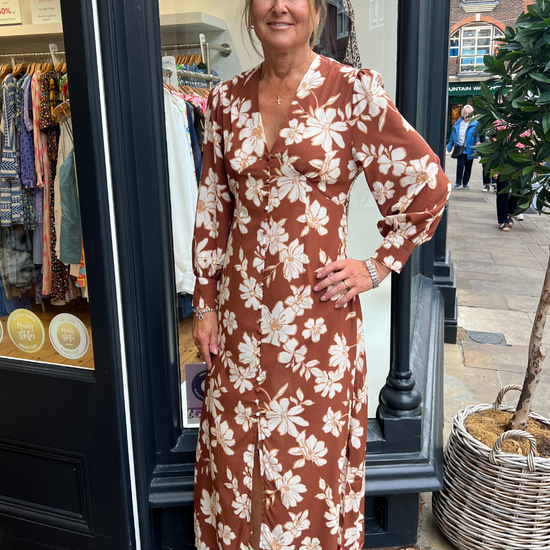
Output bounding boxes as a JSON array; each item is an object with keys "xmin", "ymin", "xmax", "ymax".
[
  {"xmin": 49, "ymin": 314, "xmax": 89, "ymax": 359},
  {"xmin": 7, "ymin": 309, "xmax": 45, "ymax": 353}
]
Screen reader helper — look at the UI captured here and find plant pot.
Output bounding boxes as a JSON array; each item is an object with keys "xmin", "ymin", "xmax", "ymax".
[{"xmin": 432, "ymin": 385, "xmax": 550, "ymax": 550}]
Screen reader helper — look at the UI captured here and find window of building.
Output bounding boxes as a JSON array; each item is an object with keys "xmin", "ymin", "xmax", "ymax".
[
  {"xmin": 369, "ymin": 0, "xmax": 384, "ymax": 29},
  {"xmin": 450, "ymin": 30, "xmax": 459, "ymax": 57},
  {"xmin": 450, "ymin": 23, "xmax": 505, "ymax": 73},
  {"xmin": 336, "ymin": 5, "xmax": 350, "ymax": 39}
]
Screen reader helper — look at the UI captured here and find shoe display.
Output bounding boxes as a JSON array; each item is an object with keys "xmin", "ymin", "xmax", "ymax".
[
  {"xmin": 463, "ymin": 185, "xmax": 470, "ymax": 189},
  {"xmin": 454, "ymin": 183, "xmax": 461, "ymax": 189}
]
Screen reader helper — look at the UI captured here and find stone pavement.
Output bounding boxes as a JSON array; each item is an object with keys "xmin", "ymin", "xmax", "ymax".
[{"xmin": 371, "ymin": 153, "xmax": 550, "ymax": 550}]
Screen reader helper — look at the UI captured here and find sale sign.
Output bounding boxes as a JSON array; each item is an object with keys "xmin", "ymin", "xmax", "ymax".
[
  {"xmin": 0, "ymin": 0, "xmax": 22, "ymax": 25},
  {"xmin": 30, "ymin": 0, "xmax": 61, "ymax": 25}
]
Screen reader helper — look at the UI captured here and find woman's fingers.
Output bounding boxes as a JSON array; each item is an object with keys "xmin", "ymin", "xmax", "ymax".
[{"xmin": 192, "ymin": 312, "xmax": 219, "ymax": 371}]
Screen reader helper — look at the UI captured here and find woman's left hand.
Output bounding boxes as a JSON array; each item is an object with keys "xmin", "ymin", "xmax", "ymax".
[{"xmin": 313, "ymin": 258, "xmax": 391, "ymax": 308}]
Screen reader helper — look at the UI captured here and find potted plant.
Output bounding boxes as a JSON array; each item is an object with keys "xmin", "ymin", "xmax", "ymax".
[{"xmin": 433, "ymin": 2, "xmax": 550, "ymax": 548}]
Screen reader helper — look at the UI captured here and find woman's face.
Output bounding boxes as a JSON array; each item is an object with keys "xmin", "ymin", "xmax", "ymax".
[{"xmin": 251, "ymin": 0, "xmax": 316, "ymax": 55}]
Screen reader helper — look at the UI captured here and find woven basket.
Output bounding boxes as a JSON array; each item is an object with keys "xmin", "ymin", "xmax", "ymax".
[{"xmin": 433, "ymin": 385, "xmax": 550, "ymax": 550}]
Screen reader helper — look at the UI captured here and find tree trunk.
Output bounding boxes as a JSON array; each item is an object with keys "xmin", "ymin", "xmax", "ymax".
[{"xmin": 508, "ymin": 249, "xmax": 550, "ymax": 431}]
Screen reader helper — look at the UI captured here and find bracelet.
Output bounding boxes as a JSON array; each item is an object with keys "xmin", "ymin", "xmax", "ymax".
[
  {"xmin": 194, "ymin": 307, "xmax": 217, "ymax": 321},
  {"xmin": 363, "ymin": 258, "xmax": 380, "ymax": 289}
]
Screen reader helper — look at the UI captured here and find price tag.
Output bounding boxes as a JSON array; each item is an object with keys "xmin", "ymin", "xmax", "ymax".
[
  {"xmin": 30, "ymin": 0, "xmax": 61, "ymax": 25},
  {"xmin": 0, "ymin": 0, "xmax": 22, "ymax": 25},
  {"xmin": 162, "ymin": 56, "xmax": 178, "ymax": 87}
]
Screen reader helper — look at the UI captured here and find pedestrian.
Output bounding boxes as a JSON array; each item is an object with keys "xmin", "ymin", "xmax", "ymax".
[
  {"xmin": 447, "ymin": 105, "xmax": 478, "ymax": 189},
  {"xmin": 191, "ymin": 0, "xmax": 450, "ymax": 548},
  {"xmin": 475, "ymin": 128, "xmax": 497, "ymax": 192},
  {"xmin": 495, "ymin": 175, "xmax": 519, "ymax": 231}
]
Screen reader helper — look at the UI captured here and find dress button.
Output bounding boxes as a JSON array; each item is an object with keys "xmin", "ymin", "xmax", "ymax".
[
  {"xmin": 261, "ymin": 268, "xmax": 265, "ymax": 274},
  {"xmin": 255, "ymin": 388, "xmax": 260, "ymax": 393},
  {"xmin": 257, "ymin": 328, "xmax": 263, "ymax": 335},
  {"xmin": 263, "ymin": 217, "xmax": 268, "ymax": 222},
  {"xmin": 262, "ymin": 243, "xmax": 267, "ymax": 249}
]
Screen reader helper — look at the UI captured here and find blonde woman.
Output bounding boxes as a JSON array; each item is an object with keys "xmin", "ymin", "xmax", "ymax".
[{"xmin": 192, "ymin": 1, "xmax": 450, "ymax": 548}]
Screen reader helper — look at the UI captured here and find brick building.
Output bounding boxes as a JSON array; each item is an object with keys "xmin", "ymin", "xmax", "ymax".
[{"xmin": 447, "ymin": 0, "xmax": 533, "ymax": 134}]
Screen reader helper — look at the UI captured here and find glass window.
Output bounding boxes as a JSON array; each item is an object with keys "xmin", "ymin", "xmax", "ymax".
[
  {"xmin": 369, "ymin": 0, "xmax": 384, "ymax": 30},
  {"xmin": 451, "ymin": 23, "xmax": 505, "ymax": 73},
  {"xmin": 0, "ymin": 5, "xmax": 95, "ymax": 370}
]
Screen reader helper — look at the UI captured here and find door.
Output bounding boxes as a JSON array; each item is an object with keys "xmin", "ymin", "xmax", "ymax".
[{"xmin": 0, "ymin": 1, "xmax": 137, "ymax": 548}]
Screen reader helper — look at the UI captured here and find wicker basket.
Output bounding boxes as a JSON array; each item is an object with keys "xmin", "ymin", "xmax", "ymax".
[{"xmin": 433, "ymin": 385, "xmax": 550, "ymax": 550}]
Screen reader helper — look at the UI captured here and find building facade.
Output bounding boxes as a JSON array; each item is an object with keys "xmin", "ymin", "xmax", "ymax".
[
  {"xmin": 0, "ymin": 0, "xmax": 452, "ymax": 548},
  {"xmin": 448, "ymin": 0, "xmax": 533, "ymax": 135}
]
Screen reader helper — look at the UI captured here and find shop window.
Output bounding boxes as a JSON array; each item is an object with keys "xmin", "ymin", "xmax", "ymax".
[
  {"xmin": 450, "ymin": 23, "xmax": 504, "ymax": 73},
  {"xmin": 369, "ymin": 0, "xmax": 384, "ymax": 30},
  {"xmin": 0, "ymin": 7, "xmax": 95, "ymax": 370}
]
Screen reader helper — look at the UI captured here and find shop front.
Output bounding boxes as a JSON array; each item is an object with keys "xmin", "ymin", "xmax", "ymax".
[{"xmin": 0, "ymin": 0, "xmax": 453, "ymax": 548}]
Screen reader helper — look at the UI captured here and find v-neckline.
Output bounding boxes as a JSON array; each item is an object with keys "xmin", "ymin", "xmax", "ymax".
[{"xmin": 256, "ymin": 53, "xmax": 318, "ymax": 156}]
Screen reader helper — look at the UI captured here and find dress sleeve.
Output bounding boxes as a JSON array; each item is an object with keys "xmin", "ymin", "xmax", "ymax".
[
  {"xmin": 350, "ymin": 69, "xmax": 450, "ymax": 273},
  {"xmin": 192, "ymin": 84, "xmax": 234, "ymax": 310}
]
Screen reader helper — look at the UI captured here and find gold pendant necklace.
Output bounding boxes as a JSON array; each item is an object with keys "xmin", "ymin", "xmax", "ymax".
[{"xmin": 261, "ymin": 52, "xmax": 313, "ymax": 106}]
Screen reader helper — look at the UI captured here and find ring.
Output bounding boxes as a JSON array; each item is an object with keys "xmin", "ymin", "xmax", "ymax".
[{"xmin": 343, "ymin": 280, "xmax": 349, "ymax": 291}]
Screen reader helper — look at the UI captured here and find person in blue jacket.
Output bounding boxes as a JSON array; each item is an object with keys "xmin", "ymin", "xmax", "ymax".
[{"xmin": 447, "ymin": 105, "xmax": 478, "ymax": 189}]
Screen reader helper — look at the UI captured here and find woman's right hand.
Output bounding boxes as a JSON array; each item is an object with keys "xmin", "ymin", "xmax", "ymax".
[{"xmin": 192, "ymin": 312, "xmax": 219, "ymax": 371}]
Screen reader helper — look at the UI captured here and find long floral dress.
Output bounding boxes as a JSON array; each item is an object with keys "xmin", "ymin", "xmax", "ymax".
[{"xmin": 192, "ymin": 54, "xmax": 450, "ymax": 550}]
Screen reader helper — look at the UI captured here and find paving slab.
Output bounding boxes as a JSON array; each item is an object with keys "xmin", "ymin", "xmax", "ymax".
[
  {"xmin": 458, "ymin": 306, "xmax": 534, "ymax": 345},
  {"xmin": 491, "ymin": 252, "xmax": 546, "ymax": 270},
  {"xmin": 457, "ymin": 289, "xmax": 507, "ymax": 310},
  {"xmin": 444, "ymin": 364, "xmax": 501, "ymax": 404},
  {"xmin": 443, "ymin": 343, "xmax": 462, "ymax": 367},
  {"xmin": 462, "ymin": 341, "xmax": 533, "ymax": 374},
  {"xmin": 503, "ymin": 294, "xmax": 542, "ymax": 313}
]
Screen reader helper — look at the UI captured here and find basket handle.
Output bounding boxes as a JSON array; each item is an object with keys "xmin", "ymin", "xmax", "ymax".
[
  {"xmin": 493, "ymin": 384, "xmax": 522, "ymax": 409},
  {"xmin": 489, "ymin": 430, "xmax": 538, "ymax": 473}
]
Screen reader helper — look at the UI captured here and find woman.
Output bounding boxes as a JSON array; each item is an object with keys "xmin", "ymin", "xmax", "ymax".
[
  {"xmin": 192, "ymin": 1, "xmax": 450, "ymax": 548},
  {"xmin": 447, "ymin": 105, "xmax": 478, "ymax": 190}
]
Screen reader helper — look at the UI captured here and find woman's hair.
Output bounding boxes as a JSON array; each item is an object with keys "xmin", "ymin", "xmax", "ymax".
[
  {"xmin": 461, "ymin": 105, "xmax": 473, "ymax": 117},
  {"xmin": 242, "ymin": 0, "xmax": 327, "ymax": 56}
]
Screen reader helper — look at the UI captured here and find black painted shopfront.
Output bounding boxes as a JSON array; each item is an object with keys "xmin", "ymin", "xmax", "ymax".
[{"xmin": 0, "ymin": 0, "xmax": 455, "ymax": 548}]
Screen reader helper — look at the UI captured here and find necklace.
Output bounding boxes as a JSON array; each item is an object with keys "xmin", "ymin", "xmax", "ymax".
[
  {"xmin": 261, "ymin": 53, "xmax": 313, "ymax": 106},
  {"xmin": 263, "ymin": 81, "xmax": 290, "ymax": 105}
]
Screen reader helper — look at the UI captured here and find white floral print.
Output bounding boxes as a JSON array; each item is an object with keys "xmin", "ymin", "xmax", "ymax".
[{"xmin": 193, "ymin": 54, "xmax": 450, "ymax": 550}]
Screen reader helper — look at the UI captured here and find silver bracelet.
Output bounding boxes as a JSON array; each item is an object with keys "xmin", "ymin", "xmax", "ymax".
[
  {"xmin": 194, "ymin": 307, "xmax": 217, "ymax": 321},
  {"xmin": 363, "ymin": 258, "xmax": 380, "ymax": 289}
]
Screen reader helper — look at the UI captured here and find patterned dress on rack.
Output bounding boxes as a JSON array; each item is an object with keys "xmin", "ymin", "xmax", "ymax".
[{"xmin": 192, "ymin": 54, "xmax": 450, "ymax": 550}]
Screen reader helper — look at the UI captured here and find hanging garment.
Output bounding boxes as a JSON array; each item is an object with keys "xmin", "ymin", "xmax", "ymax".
[
  {"xmin": 20, "ymin": 75, "xmax": 37, "ymax": 192},
  {"xmin": 192, "ymin": 54, "xmax": 450, "ymax": 550},
  {"xmin": 0, "ymin": 225, "xmax": 37, "ymax": 299},
  {"xmin": 31, "ymin": 72, "xmax": 50, "ymax": 290},
  {"xmin": 1, "ymin": 75, "xmax": 22, "ymax": 226},
  {"xmin": 163, "ymin": 89, "xmax": 198, "ymax": 295},
  {"xmin": 58, "ymin": 148, "xmax": 82, "ymax": 265},
  {"xmin": 185, "ymin": 101, "xmax": 203, "ymax": 179},
  {"xmin": 40, "ymin": 70, "xmax": 69, "ymax": 305}
]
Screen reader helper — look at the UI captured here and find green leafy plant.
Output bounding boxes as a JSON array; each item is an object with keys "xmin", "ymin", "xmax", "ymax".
[{"xmin": 473, "ymin": 0, "xmax": 550, "ymax": 432}]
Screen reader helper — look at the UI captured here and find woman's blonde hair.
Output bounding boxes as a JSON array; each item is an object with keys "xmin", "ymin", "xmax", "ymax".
[{"xmin": 242, "ymin": 0, "xmax": 327, "ymax": 56}]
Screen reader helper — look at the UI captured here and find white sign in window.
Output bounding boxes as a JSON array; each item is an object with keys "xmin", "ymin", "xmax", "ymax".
[
  {"xmin": 0, "ymin": 0, "xmax": 22, "ymax": 25},
  {"xmin": 30, "ymin": 0, "xmax": 61, "ymax": 25}
]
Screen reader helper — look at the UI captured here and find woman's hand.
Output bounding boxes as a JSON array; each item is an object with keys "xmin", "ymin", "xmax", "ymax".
[
  {"xmin": 192, "ymin": 311, "xmax": 219, "ymax": 371},
  {"xmin": 313, "ymin": 258, "xmax": 391, "ymax": 308}
]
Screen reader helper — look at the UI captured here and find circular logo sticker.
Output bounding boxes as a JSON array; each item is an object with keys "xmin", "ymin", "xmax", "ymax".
[
  {"xmin": 7, "ymin": 309, "xmax": 45, "ymax": 353},
  {"xmin": 49, "ymin": 314, "xmax": 90, "ymax": 359}
]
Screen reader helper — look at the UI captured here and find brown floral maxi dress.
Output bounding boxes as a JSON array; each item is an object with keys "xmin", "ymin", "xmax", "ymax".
[{"xmin": 192, "ymin": 54, "xmax": 450, "ymax": 550}]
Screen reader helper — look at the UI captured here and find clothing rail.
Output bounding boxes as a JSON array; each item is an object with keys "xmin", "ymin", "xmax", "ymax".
[
  {"xmin": 0, "ymin": 50, "xmax": 65, "ymax": 61},
  {"xmin": 162, "ymin": 67, "xmax": 221, "ymax": 90},
  {"xmin": 161, "ymin": 40, "xmax": 231, "ymax": 83}
]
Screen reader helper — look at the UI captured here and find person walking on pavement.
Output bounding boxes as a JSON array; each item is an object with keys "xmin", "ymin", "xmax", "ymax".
[
  {"xmin": 447, "ymin": 105, "xmax": 478, "ymax": 189},
  {"xmin": 474, "ymin": 128, "xmax": 497, "ymax": 192}
]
